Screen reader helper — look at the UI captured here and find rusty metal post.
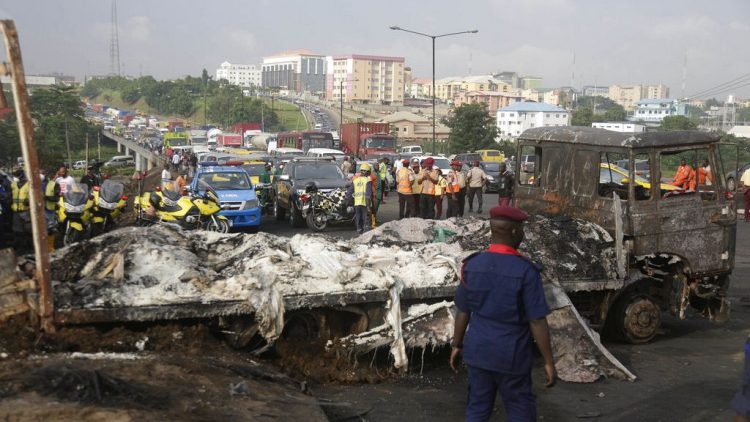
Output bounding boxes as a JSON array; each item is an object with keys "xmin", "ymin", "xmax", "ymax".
[
  {"xmin": 0, "ymin": 20, "xmax": 55, "ymax": 333},
  {"xmin": 0, "ymin": 70, "xmax": 8, "ymax": 108}
]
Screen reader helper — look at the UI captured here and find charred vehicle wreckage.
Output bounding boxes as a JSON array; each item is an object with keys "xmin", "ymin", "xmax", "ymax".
[{"xmin": 2, "ymin": 127, "xmax": 736, "ymax": 385}]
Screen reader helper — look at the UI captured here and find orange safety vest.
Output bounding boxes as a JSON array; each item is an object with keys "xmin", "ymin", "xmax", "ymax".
[
  {"xmin": 445, "ymin": 170, "xmax": 460, "ymax": 193},
  {"xmin": 396, "ymin": 167, "xmax": 413, "ymax": 194}
]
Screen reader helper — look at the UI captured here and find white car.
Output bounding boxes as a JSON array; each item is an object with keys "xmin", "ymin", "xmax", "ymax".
[
  {"xmin": 410, "ymin": 155, "xmax": 451, "ymax": 176},
  {"xmin": 306, "ymin": 148, "xmax": 346, "ymax": 162},
  {"xmin": 72, "ymin": 160, "xmax": 88, "ymax": 170}
]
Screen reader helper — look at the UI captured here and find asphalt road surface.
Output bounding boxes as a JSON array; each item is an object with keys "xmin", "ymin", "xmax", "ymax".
[{"xmin": 256, "ymin": 194, "xmax": 750, "ymax": 422}]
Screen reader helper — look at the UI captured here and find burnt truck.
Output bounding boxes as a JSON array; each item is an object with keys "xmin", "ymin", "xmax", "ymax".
[{"xmin": 514, "ymin": 127, "xmax": 736, "ymax": 343}]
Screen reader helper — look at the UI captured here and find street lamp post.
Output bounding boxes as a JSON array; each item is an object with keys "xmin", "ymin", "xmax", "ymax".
[{"xmin": 389, "ymin": 26, "xmax": 478, "ymax": 154}]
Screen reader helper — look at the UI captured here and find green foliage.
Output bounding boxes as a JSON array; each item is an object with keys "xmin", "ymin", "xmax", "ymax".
[
  {"xmin": 659, "ymin": 115, "xmax": 697, "ymax": 131},
  {"xmin": 444, "ymin": 103, "xmax": 498, "ymax": 153},
  {"xmin": 704, "ymin": 98, "xmax": 722, "ymax": 108},
  {"xmin": 120, "ymin": 85, "xmax": 141, "ymax": 104},
  {"xmin": 737, "ymin": 107, "xmax": 750, "ymax": 123},
  {"xmin": 0, "ymin": 119, "xmax": 20, "ymax": 168},
  {"xmin": 571, "ymin": 107, "xmax": 595, "ymax": 126}
]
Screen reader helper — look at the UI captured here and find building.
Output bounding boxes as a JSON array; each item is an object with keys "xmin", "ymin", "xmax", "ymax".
[
  {"xmin": 728, "ymin": 125, "xmax": 750, "ymax": 139},
  {"xmin": 582, "ymin": 85, "xmax": 609, "ymax": 97},
  {"xmin": 381, "ymin": 111, "xmax": 450, "ymax": 142},
  {"xmin": 519, "ymin": 76, "xmax": 543, "ymax": 90},
  {"xmin": 454, "ymin": 91, "xmax": 524, "ymax": 115},
  {"xmin": 608, "ymin": 84, "xmax": 671, "ymax": 110},
  {"xmin": 494, "ymin": 71, "xmax": 519, "ymax": 88},
  {"xmin": 644, "ymin": 84, "xmax": 670, "ymax": 100},
  {"xmin": 409, "ymin": 78, "xmax": 431, "ymax": 98},
  {"xmin": 403, "ymin": 67, "xmax": 412, "ymax": 96},
  {"xmin": 592, "ymin": 122, "xmax": 646, "ymax": 133},
  {"xmin": 261, "ymin": 49, "xmax": 326, "ymax": 93},
  {"xmin": 215, "ymin": 62, "xmax": 262, "ymax": 88},
  {"xmin": 2, "ymin": 74, "xmax": 75, "ymax": 87},
  {"xmin": 630, "ymin": 99, "xmax": 687, "ymax": 123},
  {"xmin": 496, "ymin": 102, "xmax": 569, "ymax": 138},
  {"xmin": 432, "ymin": 75, "xmax": 511, "ymax": 102},
  {"xmin": 325, "ymin": 54, "xmax": 405, "ymax": 104}
]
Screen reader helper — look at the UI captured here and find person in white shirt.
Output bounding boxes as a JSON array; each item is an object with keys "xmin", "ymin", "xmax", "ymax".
[
  {"xmin": 54, "ymin": 165, "xmax": 75, "ymax": 194},
  {"xmin": 161, "ymin": 164, "xmax": 172, "ymax": 181}
]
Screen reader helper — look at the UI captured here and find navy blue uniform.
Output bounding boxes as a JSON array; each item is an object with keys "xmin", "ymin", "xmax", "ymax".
[{"xmin": 455, "ymin": 244, "xmax": 550, "ymax": 422}]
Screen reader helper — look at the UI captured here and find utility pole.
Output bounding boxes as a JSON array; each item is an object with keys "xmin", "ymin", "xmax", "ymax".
[
  {"xmin": 0, "ymin": 19, "xmax": 55, "ymax": 333},
  {"xmin": 64, "ymin": 119, "xmax": 72, "ymax": 167},
  {"xmin": 85, "ymin": 132, "xmax": 89, "ymax": 164},
  {"xmin": 97, "ymin": 131, "xmax": 101, "ymax": 160}
]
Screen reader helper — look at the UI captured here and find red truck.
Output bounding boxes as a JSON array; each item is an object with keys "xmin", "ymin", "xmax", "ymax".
[
  {"xmin": 230, "ymin": 122, "xmax": 261, "ymax": 135},
  {"xmin": 340, "ymin": 122, "xmax": 396, "ymax": 158},
  {"xmin": 216, "ymin": 133, "xmax": 242, "ymax": 148},
  {"xmin": 167, "ymin": 119, "xmax": 185, "ymax": 132}
]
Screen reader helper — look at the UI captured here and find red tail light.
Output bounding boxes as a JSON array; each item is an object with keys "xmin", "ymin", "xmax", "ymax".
[
  {"xmin": 121, "ymin": 195, "xmax": 129, "ymax": 201},
  {"xmin": 300, "ymin": 194, "xmax": 310, "ymax": 203}
]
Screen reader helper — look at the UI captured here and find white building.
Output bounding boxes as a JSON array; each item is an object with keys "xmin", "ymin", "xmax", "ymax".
[
  {"xmin": 630, "ymin": 99, "xmax": 686, "ymax": 123},
  {"xmin": 592, "ymin": 122, "xmax": 646, "ymax": 133},
  {"xmin": 496, "ymin": 102, "xmax": 569, "ymax": 138},
  {"xmin": 261, "ymin": 49, "xmax": 327, "ymax": 93},
  {"xmin": 216, "ymin": 62, "xmax": 262, "ymax": 88}
]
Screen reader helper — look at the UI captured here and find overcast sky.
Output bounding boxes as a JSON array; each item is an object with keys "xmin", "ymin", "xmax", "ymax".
[{"xmin": 1, "ymin": 0, "xmax": 749, "ymax": 99}]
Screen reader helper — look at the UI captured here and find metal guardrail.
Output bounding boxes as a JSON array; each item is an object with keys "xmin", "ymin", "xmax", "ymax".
[{"xmin": 101, "ymin": 130, "xmax": 167, "ymax": 166}]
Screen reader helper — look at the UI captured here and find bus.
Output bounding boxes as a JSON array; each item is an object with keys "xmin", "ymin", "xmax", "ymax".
[
  {"xmin": 164, "ymin": 132, "xmax": 190, "ymax": 149},
  {"xmin": 276, "ymin": 131, "xmax": 334, "ymax": 153}
]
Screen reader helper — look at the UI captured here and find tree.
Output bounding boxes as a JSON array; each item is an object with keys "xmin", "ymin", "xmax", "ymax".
[
  {"xmin": 659, "ymin": 115, "xmax": 697, "ymax": 131},
  {"xmin": 603, "ymin": 106, "xmax": 626, "ymax": 121},
  {"xmin": 120, "ymin": 85, "xmax": 141, "ymax": 104},
  {"xmin": 444, "ymin": 103, "xmax": 498, "ymax": 153},
  {"xmin": 572, "ymin": 107, "xmax": 595, "ymax": 126}
]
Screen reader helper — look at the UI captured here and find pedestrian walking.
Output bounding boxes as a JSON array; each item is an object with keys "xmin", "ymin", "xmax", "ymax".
[
  {"xmin": 451, "ymin": 205, "xmax": 556, "ymax": 422},
  {"xmin": 341, "ymin": 156, "xmax": 352, "ymax": 176},
  {"xmin": 466, "ymin": 161, "xmax": 487, "ymax": 213},
  {"xmin": 497, "ymin": 162, "xmax": 514, "ymax": 207}
]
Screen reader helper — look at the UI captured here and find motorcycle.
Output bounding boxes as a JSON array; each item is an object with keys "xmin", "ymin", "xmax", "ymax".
[
  {"xmin": 57, "ymin": 181, "xmax": 93, "ymax": 246},
  {"xmin": 90, "ymin": 179, "xmax": 128, "ymax": 237},
  {"xmin": 134, "ymin": 180, "xmax": 230, "ymax": 233},
  {"xmin": 299, "ymin": 183, "xmax": 355, "ymax": 231}
]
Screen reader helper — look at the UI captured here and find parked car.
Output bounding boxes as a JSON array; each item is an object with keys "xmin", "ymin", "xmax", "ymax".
[
  {"xmin": 520, "ymin": 154, "xmax": 536, "ymax": 173},
  {"xmin": 480, "ymin": 161, "xmax": 502, "ymax": 192},
  {"xmin": 272, "ymin": 158, "xmax": 347, "ymax": 227},
  {"xmin": 476, "ymin": 149, "xmax": 505, "ymax": 162},
  {"xmin": 72, "ymin": 160, "xmax": 88, "ymax": 170},
  {"xmin": 400, "ymin": 145, "xmax": 423, "ymax": 156},
  {"xmin": 726, "ymin": 162, "xmax": 750, "ymax": 191},
  {"xmin": 450, "ymin": 152, "xmax": 482, "ymax": 165},
  {"xmin": 103, "ymin": 155, "xmax": 135, "ymax": 168},
  {"xmin": 615, "ymin": 158, "xmax": 651, "ymax": 180},
  {"xmin": 307, "ymin": 148, "xmax": 346, "ymax": 162}
]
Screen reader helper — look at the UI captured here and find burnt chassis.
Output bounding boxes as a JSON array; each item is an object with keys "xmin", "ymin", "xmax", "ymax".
[{"xmin": 513, "ymin": 127, "xmax": 736, "ymax": 343}]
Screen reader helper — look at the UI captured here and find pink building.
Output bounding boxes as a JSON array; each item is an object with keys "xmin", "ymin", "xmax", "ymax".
[{"xmin": 454, "ymin": 91, "xmax": 524, "ymax": 115}]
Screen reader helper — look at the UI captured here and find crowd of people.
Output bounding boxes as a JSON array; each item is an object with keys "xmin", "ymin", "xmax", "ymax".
[{"xmin": 344, "ymin": 156, "xmax": 515, "ymax": 234}]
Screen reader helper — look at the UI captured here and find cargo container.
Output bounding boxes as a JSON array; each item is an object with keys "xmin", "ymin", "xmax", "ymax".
[
  {"xmin": 230, "ymin": 122, "xmax": 261, "ymax": 135},
  {"xmin": 340, "ymin": 122, "xmax": 395, "ymax": 158},
  {"xmin": 216, "ymin": 133, "xmax": 242, "ymax": 148},
  {"xmin": 168, "ymin": 119, "xmax": 185, "ymax": 132},
  {"xmin": 276, "ymin": 131, "xmax": 334, "ymax": 153}
]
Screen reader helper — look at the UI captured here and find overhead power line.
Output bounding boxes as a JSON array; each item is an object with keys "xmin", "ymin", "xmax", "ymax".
[{"xmin": 685, "ymin": 71, "xmax": 750, "ymax": 100}]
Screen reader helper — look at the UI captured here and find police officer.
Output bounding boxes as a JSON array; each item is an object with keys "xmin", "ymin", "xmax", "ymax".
[{"xmin": 451, "ymin": 205, "xmax": 556, "ymax": 422}]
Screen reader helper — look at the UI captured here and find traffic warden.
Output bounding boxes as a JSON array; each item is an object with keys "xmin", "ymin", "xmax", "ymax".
[
  {"xmin": 451, "ymin": 205, "xmax": 556, "ymax": 422},
  {"xmin": 11, "ymin": 169, "xmax": 31, "ymax": 249},
  {"xmin": 349, "ymin": 163, "xmax": 373, "ymax": 234}
]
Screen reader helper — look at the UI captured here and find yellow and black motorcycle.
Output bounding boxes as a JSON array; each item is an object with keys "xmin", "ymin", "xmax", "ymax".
[
  {"xmin": 134, "ymin": 180, "xmax": 229, "ymax": 233},
  {"xmin": 90, "ymin": 179, "xmax": 128, "ymax": 237},
  {"xmin": 57, "ymin": 181, "xmax": 93, "ymax": 246}
]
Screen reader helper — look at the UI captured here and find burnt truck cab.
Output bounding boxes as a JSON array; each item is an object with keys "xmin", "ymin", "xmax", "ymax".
[{"xmin": 514, "ymin": 127, "xmax": 736, "ymax": 343}]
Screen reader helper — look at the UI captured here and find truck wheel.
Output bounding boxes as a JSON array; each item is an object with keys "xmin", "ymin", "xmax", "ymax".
[
  {"xmin": 289, "ymin": 203, "xmax": 304, "ymax": 228},
  {"xmin": 274, "ymin": 200, "xmax": 286, "ymax": 221},
  {"xmin": 608, "ymin": 292, "xmax": 661, "ymax": 344}
]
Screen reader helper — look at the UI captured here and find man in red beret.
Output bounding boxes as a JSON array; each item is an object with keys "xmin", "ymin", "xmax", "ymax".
[
  {"xmin": 451, "ymin": 205, "xmax": 556, "ymax": 421},
  {"xmin": 416, "ymin": 157, "xmax": 439, "ymax": 219}
]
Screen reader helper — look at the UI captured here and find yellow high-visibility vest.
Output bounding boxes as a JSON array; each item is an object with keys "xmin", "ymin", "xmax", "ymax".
[
  {"xmin": 44, "ymin": 180, "xmax": 57, "ymax": 211},
  {"xmin": 353, "ymin": 175, "xmax": 369, "ymax": 206},
  {"xmin": 11, "ymin": 181, "xmax": 30, "ymax": 212},
  {"xmin": 396, "ymin": 167, "xmax": 412, "ymax": 194}
]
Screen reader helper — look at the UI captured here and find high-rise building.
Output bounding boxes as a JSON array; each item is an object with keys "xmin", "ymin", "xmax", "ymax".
[
  {"xmin": 325, "ymin": 54, "xmax": 405, "ymax": 104},
  {"xmin": 216, "ymin": 62, "xmax": 262, "ymax": 87},
  {"xmin": 519, "ymin": 76, "xmax": 543, "ymax": 90},
  {"xmin": 261, "ymin": 50, "xmax": 327, "ymax": 93}
]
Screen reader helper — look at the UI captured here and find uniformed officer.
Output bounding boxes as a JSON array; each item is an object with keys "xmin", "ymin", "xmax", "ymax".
[
  {"xmin": 451, "ymin": 205, "xmax": 556, "ymax": 422},
  {"xmin": 349, "ymin": 163, "xmax": 372, "ymax": 234}
]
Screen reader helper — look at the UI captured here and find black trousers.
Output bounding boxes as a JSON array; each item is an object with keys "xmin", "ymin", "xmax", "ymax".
[
  {"xmin": 467, "ymin": 187, "xmax": 483, "ymax": 212},
  {"xmin": 419, "ymin": 194, "xmax": 435, "ymax": 219},
  {"xmin": 398, "ymin": 193, "xmax": 414, "ymax": 219},
  {"xmin": 446, "ymin": 194, "xmax": 459, "ymax": 218},
  {"xmin": 457, "ymin": 188, "xmax": 466, "ymax": 217}
]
